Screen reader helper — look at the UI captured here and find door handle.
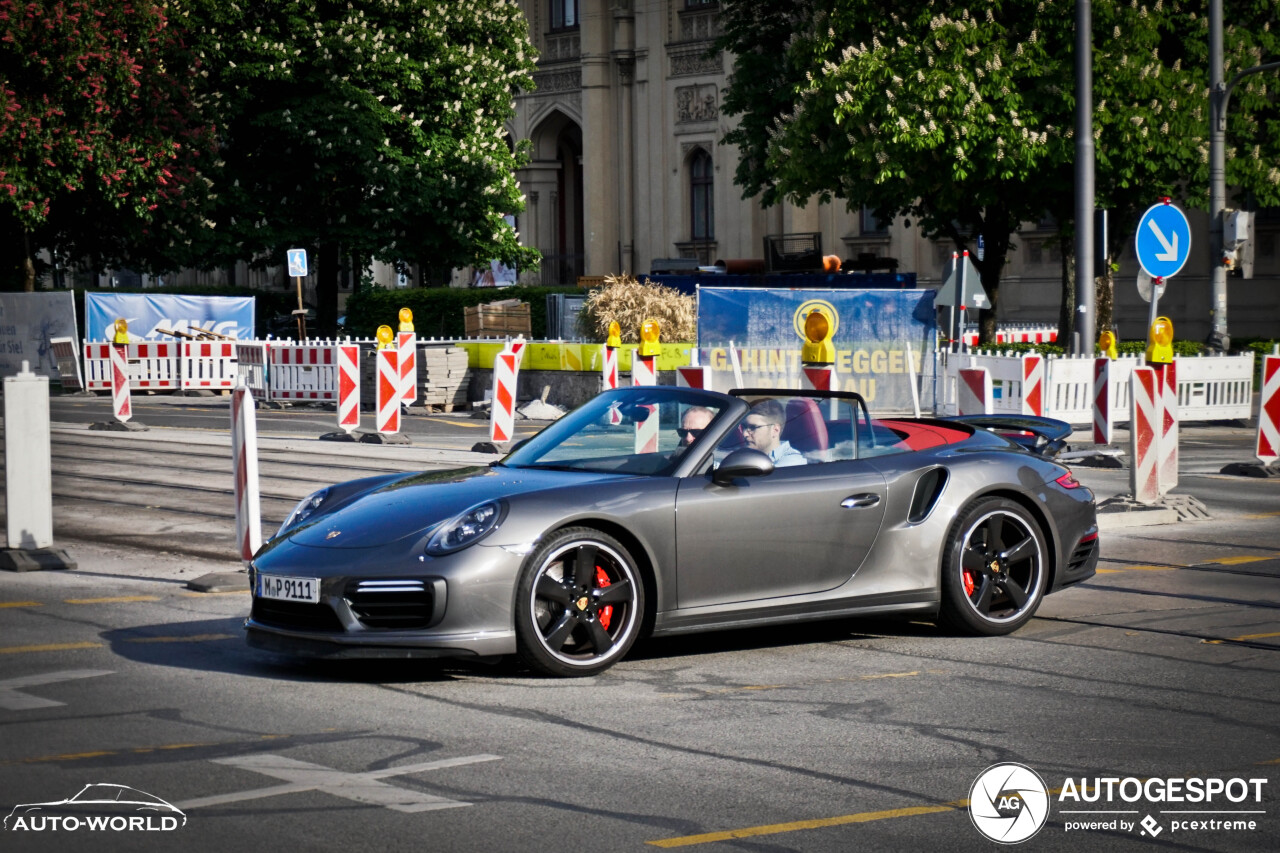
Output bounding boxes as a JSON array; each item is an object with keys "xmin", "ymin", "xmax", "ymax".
[{"xmin": 841, "ymin": 493, "xmax": 881, "ymax": 509}]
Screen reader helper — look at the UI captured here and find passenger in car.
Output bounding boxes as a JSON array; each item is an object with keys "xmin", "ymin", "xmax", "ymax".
[
  {"xmin": 742, "ymin": 398, "xmax": 806, "ymax": 467},
  {"xmin": 678, "ymin": 406, "xmax": 714, "ymax": 446}
]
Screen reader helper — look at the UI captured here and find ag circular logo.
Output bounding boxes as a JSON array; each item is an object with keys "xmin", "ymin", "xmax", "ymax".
[{"xmin": 969, "ymin": 762, "xmax": 1050, "ymax": 844}]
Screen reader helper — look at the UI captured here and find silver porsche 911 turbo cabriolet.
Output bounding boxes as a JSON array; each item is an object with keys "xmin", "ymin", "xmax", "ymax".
[{"xmin": 247, "ymin": 385, "xmax": 1098, "ymax": 676}]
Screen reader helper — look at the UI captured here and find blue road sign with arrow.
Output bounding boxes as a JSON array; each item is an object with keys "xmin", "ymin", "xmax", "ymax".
[{"xmin": 1135, "ymin": 202, "xmax": 1191, "ymax": 280}]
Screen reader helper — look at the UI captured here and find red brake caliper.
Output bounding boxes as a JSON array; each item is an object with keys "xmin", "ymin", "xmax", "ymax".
[
  {"xmin": 595, "ymin": 566, "xmax": 613, "ymax": 630},
  {"xmin": 963, "ymin": 568, "xmax": 976, "ymax": 597}
]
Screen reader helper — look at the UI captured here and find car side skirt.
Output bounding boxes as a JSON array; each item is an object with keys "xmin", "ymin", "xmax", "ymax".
[{"xmin": 650, "ymin": 591, "xmax": 938, "ymax": 637}]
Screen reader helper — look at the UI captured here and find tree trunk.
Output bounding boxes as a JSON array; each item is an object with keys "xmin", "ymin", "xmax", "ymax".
[
  {"xmin": 1058, "ymin": 241, "xmax": 1075, "ymax": 344},
  {"xmin": 316, "ymin": 239, "xmax": 340, "ymax": 337},
  {"xmin": 22, "ymin": 229, "xmax": 35, "ymax": 291},
  {"xmin": 1095, "ymin": 260, "xmax": 1114, "ymax": 337}
]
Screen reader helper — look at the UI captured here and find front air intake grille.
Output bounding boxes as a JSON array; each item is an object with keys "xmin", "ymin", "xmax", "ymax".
[
  {"xmin": 1067, "ymin": 537, "xmax": 1098, "ymax": 573},
  {"xmin": 345, "ymin": 579, "xmax": 436, "ymax": 630},
  {"xmin": 251, "ymin": 599, "xmax": 344, "ymax": 633}
]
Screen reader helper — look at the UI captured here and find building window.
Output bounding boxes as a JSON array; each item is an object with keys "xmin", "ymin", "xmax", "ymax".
[
  {"xmin": 690, "ymin": 150, "xmax": 714, "ymax": 241},
  {"xmin": 550, "ymin": 0, "xmax": 578, "ymax": 30},
  {"xmin": 685, "ymin": 0, "xmax": 718, "ymax": 8},
  {"xmin": 860, "ymin": 205, "xmax": 888, "ymax": 235}
]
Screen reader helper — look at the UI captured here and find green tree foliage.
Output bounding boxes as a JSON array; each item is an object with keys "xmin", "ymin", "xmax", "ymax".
[
  {"xmin": 718, "ymin": 1, "xmax": 1280, "ymax": 343},
  {"xmin": 0, "ymin": 0, "xmax": 216, "ymax": 290},
  {"xmin": 192, "ymin": 0, "xmax": 539, "ymax": 335}
]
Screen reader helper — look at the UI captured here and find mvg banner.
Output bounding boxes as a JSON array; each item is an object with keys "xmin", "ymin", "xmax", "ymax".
[{"xmin": 85, "ymin": 293, "xmax": 255, "ymax": 342}]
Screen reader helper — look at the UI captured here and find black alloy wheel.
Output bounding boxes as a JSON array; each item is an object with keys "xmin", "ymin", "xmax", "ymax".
[
  {"xmin": 940, "ymin": 497, "xmax": 1047, "ymax": 635},
  {"xmin": 515, "ymin": 527, "xmax": 644, "ymax": 677}
]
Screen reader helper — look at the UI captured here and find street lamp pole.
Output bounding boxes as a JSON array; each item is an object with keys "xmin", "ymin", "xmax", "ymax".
[
  {"xmin": 1072, "ymin": 0, "xmax": 1095, "ymax": 356},
  {"xmin": 1208, "ymin": 0, "xmax": 1227, "ymax": 351}
]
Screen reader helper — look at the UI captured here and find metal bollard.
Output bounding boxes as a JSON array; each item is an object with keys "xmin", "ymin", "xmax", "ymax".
[{"xmin": 2, "ymin": 361, "xmax": 75, "ymax": 570}]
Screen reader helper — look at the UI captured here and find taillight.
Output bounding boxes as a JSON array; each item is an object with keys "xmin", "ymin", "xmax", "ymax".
[{"xmin": 1055, "ymin": 471, "xmax": 1081, "ymax": 489}]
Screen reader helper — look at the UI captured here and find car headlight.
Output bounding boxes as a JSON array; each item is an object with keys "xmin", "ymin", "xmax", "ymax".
[
  {"xmin": 426, "ymin": 501, "xmax": 503, "ymax": 555},
  {"xmin": 277, "ymin": 487, "xmax": 332, "ymax": 537}
]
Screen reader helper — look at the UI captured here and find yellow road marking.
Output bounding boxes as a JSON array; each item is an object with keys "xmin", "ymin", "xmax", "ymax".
[
  {"xmin": 2, "ymin": 734, "xmax": 293, "ymax": 766},
  {"xmin": 123, "ymin": 634, "xmax": 235, "ymax": 644},
  {"xmin": 1202, "ymin": 556, "xmax": 1271, "ymax": 566},
  {"xmin": 1243, "ymin": 511, "xmax": 1280, "ymax": 519},
  {"xmin": 0, "ymin": 642, "xmax": 102, "ymax": 655},
  {"xmin": 0, "ymin": 601, "xmax": 42, "ymax": 608},
  {"xmin": 1204, "ymin": 631, "xmax": 1280, "ymax": 645},
  {"xmin": 648, "ymin": 801, "xmax": 969, "ymax": 848},
  {"xmin": 64, "ymin": 595, "xmax": 160, "ymax": 605}
]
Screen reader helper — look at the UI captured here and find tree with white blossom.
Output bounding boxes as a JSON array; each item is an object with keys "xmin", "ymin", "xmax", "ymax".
[
  {"xmin": 719, "ymin": 0, "xmax": 1280, "ymax": 343},
  {"xmin": 191, "ymin": 0, "xmax": 538, "ymax": 333}
]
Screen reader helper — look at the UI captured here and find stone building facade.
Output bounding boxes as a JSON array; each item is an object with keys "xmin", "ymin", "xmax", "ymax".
[{"xmin": 510, "ymin": 0, "xmax": 1280, "ymax": 342}]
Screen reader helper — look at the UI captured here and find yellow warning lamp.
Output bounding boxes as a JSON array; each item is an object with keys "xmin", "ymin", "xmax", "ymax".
[
  {"xmin": 1146, "ymin": 316, "xmax": 1174, "ymax": 365},
  {"xmin": 605, "ymin": 321, "xmax": 622, "ymax": 349},
  {"xmin": 1098, "ymin": 330, "xmax": 1118, "ymax": 360},
  {"xmin": 800, "ymin": 308, "xmax": 835, "ymax": 364},
  {"xmin": 639, "ymin": 319, "xmax": 660, "ymax": 357},
  {"xmin": 376, "ymin": 324, "xmax": 394, "ymax": 350},
  {"xmin": 112, "ymin": 317, "xmax": 129, "ymax": 344},
  {"xmin": 398, "ymin": 307, "xmax": 414, "ymax": 333}
]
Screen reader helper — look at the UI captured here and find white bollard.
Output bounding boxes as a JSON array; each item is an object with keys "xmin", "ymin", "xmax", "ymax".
[
  {"xmin": 5, "ymin": 362, "xmax": 53, "ymax": 550},
  {"xmin": 231, "ymin": 382, "xmax": 262, "ymax": 563}
]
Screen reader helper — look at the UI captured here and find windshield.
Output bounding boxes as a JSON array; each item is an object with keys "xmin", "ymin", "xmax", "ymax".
[{"xmin": 501, "ymin": 386, "xmax": 734, "ymax": 476}]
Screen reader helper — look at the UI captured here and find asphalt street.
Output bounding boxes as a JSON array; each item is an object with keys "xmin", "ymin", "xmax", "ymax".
[{"xmin": 0, "ymin": 393, "xmax": 1276, "ymax": 852}]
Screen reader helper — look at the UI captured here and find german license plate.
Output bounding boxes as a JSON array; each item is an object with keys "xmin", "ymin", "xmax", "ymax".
[{"xmin": 257, "ymin": 574, "xmax": 320, "ymax": 604}]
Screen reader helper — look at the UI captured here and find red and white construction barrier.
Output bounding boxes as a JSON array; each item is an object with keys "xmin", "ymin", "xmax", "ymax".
[
  {"xmin": 601, "ymin": 346, "xmax": 619, "ymax": 390},
  {"xmin": 957, "ymin": 367, "xmax": 993, "ymax": 416},
  {"xmin": 1021, "ymin": 354, "xmax": 1045, "ymax": 416},
  {"xmin": 110, "ymin": 343, "xmax": 132, "ymax": 423},
  {"xmin": 270, "ymin": 344, "xmax": 337, "ymax": 401},
  {"xmin": 488, "ymin": 348, "xmax": 521, "ymax": 443},
  {"xmin": 1257, "ymin": 353, "xmax": 1280, "ymax": 465},
  {"xmin": 677, "ymin": 365, "xmax": 712, "ymax": 389},
  {"xmin": 181, "ymin": 341, "xmax": 237, "ymax": 391},
  {"xmin": 800, "ymin": 364, "xmax": 838, "ymax": 392},
  {"xmin": 235, "ymin": 342, "xmax": 270, "ymax": 399},
  {"xmin": 1129, "ymin": 367, "xmax": 1161, "ymax": 504},
  {"xmin": 631, "ymin": 353, "xmax": 659, "ymax": 454},
  {"xmin": 84, "ymin": 342, "xmax": 179, "ymax": 391},
  {"xmin": 231, "ymin": 383, "xmax": 262, "ymax": 563},
  {"xmin": 398, "ymin": 331, "xmax": 417, "ymax": 405},
  {"xmin": 50, "ymin": 336, "xmax": 84, "ymax": 390},
  {"xmin": 337, "ymin": 343, "xmax": 360, "ymax": 433},
  {"xmin": 376, "ymin": 348, "xmax": 401, "ymax": 435},
  {"xmin": 1092, "ymin": 357, "xmax": 1112, "ymax": 446},
  {"xmin": 1155, "ymin": 362, "xmax": 1178, "ymax": 494}
]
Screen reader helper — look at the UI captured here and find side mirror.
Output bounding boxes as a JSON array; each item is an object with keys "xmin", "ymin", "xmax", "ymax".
[{"xmin": 712, "ymin": 449, "xmax": 774, "ymax": 485}]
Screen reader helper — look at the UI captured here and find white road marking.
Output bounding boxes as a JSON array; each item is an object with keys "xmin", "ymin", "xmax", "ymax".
[
  {"xmin": 0, "ymin": 669, "xmax": 114, "ymax": 710},
  {"xmin": 176, "ymin": 753, "xmax": 501, "ymax": 813}
]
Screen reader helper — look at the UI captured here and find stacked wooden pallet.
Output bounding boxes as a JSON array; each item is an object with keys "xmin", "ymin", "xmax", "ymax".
[{"xmin": 418, "ymin": 344, "xmax": 471, "ymax": 410}]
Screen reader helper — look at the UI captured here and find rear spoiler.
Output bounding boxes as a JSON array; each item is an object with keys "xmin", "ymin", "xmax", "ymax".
[{"xmin": 941, "ymin": 414, "xmax": 1072, "ymax": 458}]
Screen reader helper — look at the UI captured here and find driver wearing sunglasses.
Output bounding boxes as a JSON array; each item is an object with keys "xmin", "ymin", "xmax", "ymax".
[{"xmin": 677, "ymin": 406, "xmax": 714, "ymax": 446}]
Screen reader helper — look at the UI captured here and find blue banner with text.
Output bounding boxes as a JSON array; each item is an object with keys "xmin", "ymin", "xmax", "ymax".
[{"xmin": 696, "ymin": 288, "xmax": 937, "ymax": 412}]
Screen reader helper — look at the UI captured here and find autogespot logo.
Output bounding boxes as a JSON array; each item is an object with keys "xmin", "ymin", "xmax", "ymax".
[{"xmin": 969, "ymin": 763, "xmax": 1051, "ymax": 844}]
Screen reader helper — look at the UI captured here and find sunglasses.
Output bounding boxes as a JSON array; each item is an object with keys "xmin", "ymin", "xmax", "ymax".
[
  {"xmin": 742, "ymin": 421, "xmax": 773, "ymax": 432},
  {"xmin": 676, "ymin": 428, "xmax": 704, "ymax": 439}
]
